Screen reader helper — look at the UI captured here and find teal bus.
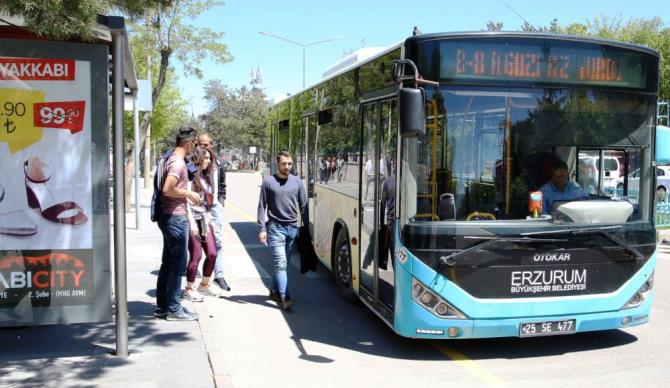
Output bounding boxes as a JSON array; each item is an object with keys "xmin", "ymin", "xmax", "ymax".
[{"xmin": 268, "ymin": 32, "xmax": 658, "ymax": 338}]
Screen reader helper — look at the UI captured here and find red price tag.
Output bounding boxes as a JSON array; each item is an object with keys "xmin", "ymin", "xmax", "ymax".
[{"xmin": 33, "ymin": 101, "xmax": 85, "ymax": 134}]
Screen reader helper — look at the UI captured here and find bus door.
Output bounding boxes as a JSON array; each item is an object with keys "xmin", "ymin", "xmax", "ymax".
[
  {"xmin": 360, "ymin": 95, "xmax": 396, "ymax": 321},
  {"xmin": 305, "ymin": 113, "xmax": 317, "ymax": 234}
]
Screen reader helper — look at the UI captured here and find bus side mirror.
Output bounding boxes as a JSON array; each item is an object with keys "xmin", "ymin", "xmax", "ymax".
[{"xmin": 398, "ymin": 87, "xmax": 426, "ymax": 137}]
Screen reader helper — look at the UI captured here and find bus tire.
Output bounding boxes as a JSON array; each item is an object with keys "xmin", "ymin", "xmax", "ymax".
[{"xmin": 334, "ymin": 228, "xmax": 357, "ymax": 303}]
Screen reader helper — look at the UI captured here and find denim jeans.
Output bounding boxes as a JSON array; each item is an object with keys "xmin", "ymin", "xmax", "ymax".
[
  {"xmin": 157, "ymin": 213, "xmax": 189, "ymax": 313},
  {"xmin": 267, "ymin": 222, "xmax": 298, "ymax": 297},
  {"xmin": 210, "ymin": 201, "xmax": 225, "ymax": 278}
]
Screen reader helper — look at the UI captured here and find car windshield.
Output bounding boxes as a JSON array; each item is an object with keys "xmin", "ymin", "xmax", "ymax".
[{"xmin": 399, "ymin": 86, "xmax": 655, "ymax": 230}]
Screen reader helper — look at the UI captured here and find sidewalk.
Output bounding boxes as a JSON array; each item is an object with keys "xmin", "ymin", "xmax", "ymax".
[{"xmin": 0, "ymin": 186, "xmax": 228, "ymax": 388}]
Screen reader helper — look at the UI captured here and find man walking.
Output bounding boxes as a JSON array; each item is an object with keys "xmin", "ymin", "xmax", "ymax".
[
  {"xmin": 196, "ymin": 132, "xmax": 231, "ymax": 291},
  {"xmin": 257, "ymin": 151, "xmax": 308, "ymax": 311},
  {"xmin": 156, "ymin": 127, "xmax": 202, "ymax": 320}
]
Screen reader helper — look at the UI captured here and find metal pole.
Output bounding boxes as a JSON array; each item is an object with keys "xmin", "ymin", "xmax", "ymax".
[
  {"xmin": 133, "ymin": 93, "xmax": 140, "ymax": 229},
  {"xmin": 111, "ymin": 29, "xmax": 129, "ymax": 358},
  {"xmin": 302, "ymin": 46, "xmax": 306, "ymax": 89},
  {"xmin": 144, "ymin": 124, "xmax": 151, "ymax": 188},
  {"xmin": 144, "ymin": 53, "xmax": 152, "ymax": 189}
]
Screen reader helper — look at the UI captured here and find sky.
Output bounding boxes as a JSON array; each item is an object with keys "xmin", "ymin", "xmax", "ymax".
[{"xmin": 174, "ymin": 0, "xmax": 667, "ymax": 116}]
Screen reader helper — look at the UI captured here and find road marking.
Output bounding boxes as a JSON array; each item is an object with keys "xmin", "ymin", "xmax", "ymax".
[
  {"xmin": 227, "ymin": 202, "xmax": 256, "ymax": 222},
  {"xmin": 433, "ymin": 343, "xmax": 507, "ymax": 387}
]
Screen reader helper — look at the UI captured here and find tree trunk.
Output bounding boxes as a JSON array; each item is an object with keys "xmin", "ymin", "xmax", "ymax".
[{"xmin": 123, "ymin": 49, "xmax": 170, "ymax": 211}]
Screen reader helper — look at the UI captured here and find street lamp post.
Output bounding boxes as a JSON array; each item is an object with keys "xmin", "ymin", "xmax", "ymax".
[{"xmin": 258, "ymin": 31, "xmax": 346, "ymax": 89}]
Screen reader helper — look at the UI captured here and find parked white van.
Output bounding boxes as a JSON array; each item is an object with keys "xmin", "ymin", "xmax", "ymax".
[{"xmin": 578, "ymin": 154, "xmax": 621, "ymax": 192}]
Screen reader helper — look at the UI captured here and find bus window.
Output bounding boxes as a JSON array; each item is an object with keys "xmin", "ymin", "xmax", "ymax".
[{"xmin": 401, "ymin": 87, "xmax": 654, "ymax": 222}]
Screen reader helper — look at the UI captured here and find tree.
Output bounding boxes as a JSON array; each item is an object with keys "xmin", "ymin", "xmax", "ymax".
[
  {"xmin": 486, "ymin": 21, "xmax": 503, "ymax": 32},
  {"xmin": 123, "ymin": 30, "xmax": 190, "ymax": 162},
  {"xmin": 0, "ymin": 0, "xmax": 154, "ymax": 40},
  {"xmin": 202, "ymin": 80, "xmax": 269, "ymax": 155},
  {"xmin": 119, "ymin": 0, "xmax": 232, "ymax": 208}
]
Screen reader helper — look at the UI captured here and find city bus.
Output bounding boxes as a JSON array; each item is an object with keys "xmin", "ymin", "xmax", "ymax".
[{"xmin": 267, "ymin": 32, "xmax": 659, "ymax": 339}]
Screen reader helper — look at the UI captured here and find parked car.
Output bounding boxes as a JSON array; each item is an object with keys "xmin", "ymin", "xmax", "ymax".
[
  {"xmin": 223, "ymin": 160, "xmax": 238, "ymax": 171},
  {"xmin": 617, "ymin": 165, "xmax": 670, "ymax": 197}
]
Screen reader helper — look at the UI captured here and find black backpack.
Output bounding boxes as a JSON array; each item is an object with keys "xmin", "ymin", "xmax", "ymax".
[{"xmin": 151, "ymin": 154, "xmax": 169, "ymax": 222}]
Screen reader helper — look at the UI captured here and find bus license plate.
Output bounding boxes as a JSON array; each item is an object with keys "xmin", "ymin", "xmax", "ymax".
[{"xmin": 519, "ymin": 319, "xmax": 576, "ymax": 337}]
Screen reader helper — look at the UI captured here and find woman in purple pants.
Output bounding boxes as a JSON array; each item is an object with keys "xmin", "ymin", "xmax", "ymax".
[{"xmin": 184, "ymin": 146, "xmax": 221, "ymax": 301}]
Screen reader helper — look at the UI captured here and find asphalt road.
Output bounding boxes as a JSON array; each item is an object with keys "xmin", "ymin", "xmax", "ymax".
[{"xmin": 214, "ymin": 171, "xmax": 669, "ymax": 388}]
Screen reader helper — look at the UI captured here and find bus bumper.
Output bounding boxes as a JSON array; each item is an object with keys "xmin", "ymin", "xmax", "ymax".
[
  {"xmin": 394, "ymin": 290, "xmax": 653, "ymax": 339},
  {"xmin": 393, "ymin": 251, "xmax": 655, "ymax": 339}
]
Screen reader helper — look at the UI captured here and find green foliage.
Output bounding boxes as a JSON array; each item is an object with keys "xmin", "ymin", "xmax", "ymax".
[
  {"xmin": 0, "ymin": 0, "xmax": 167, "ymax": 40},
  {"xmin": 129, "ymin": 1, "xmax": 232, "ymax": 84},
  {"xmin": 0, "ymin": 0, "xmax": 107, "ymax": 40},
  {"xmin": 202, "ymin": 80, "xmax": 269, "ymax": 152},
  {"xmin": 486, "ymin": 21, "xmax": 503, "ymax": 32},
  {"xmin": 123, "ymin": 28, "xmax": 189, "ymax": 142}
]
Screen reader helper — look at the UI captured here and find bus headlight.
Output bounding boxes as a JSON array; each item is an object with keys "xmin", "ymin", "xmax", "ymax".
[
  {"xmin": 622, "ymin": 271, "xmax": 654, "ymax": 310},
  {"xmin": 412, "ymin": 278, "xmax": 467, "ymax": 319}
]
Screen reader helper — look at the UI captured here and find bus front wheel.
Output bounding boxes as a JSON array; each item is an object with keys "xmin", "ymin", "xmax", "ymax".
[{"xmin": 334, "ymin": 228, "xmax": 357, "ymax": 303}]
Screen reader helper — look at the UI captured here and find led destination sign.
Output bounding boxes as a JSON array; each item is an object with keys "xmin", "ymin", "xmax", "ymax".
[{"xmin": 439, "ymin": 41, "xmax": 648, "ymax": 88}]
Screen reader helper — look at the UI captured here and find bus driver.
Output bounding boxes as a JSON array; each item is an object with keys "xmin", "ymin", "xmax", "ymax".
[{"xmin": 540, "ymin": 159, "xmax": 588, "ymax": 214}]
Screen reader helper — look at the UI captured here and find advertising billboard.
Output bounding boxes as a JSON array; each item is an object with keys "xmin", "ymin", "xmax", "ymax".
[{"xmin": 0, "ymin": 37, "xmax": 110, "ymax": 326}]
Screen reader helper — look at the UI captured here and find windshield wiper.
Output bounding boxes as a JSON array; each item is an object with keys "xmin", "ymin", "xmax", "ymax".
[
  {"xmin": 436, "ymin": 235, "xmax": 567, "ymax": 272},
  {"xmin": 521, "ymin": 225, "xmax": 644, "ymax": 261}
]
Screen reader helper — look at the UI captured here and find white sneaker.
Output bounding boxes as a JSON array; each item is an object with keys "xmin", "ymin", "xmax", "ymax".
[
  {"xmin": 197, "ymin": 284, "xmax": 222, "ymax": 298},
  {"xmin": 182, "ymin": 288, "xmax": 204, "ymax": 302}
]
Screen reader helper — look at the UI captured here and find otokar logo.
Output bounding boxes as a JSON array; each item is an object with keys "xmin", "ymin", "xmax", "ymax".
[
  {"xmin": 510, "ymin": 269, "xmax": 587, "ymax": 294},
  {"xmin": 533, "ymin": 252, "xmax": 571, "ymax": 262}
]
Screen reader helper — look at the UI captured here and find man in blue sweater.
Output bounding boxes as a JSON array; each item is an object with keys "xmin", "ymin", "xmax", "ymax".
[{"xmin": 257, "ymin": 150, "xmax": 308, "ymax": 311}]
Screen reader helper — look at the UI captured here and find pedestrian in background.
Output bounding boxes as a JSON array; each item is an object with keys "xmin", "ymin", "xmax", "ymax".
[
  {"xmin": 197, "ymin": 132, "xmax": 230, "ymax": 291},
  {"xmin": 155, "ymin": 127, "xmax": 201, "ymax": 321},
  {"xmin": 380, "ymin": 160, "xmax": 396, "ymax": 270},
  {"xmin": 257, "ymin": 150, "xmax": 308, "ymax": 311}
]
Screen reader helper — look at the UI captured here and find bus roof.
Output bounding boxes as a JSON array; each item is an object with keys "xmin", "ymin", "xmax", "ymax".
[
  {"xmin": 273, "ymin": 31, "xmax": 659, "ymax": 107},
  {"xmin": 277, "ymin": 40, "xmax": 402, "ymax": 102}
]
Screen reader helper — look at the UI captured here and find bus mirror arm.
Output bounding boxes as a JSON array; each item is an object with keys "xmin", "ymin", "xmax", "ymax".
[
  {"xmin": 392, "ymin": 59, "xmax": 439, "ymax": 88},
  {"xmin": 394, "ymin": 59, "xmax": 438, "ymax": 138}
]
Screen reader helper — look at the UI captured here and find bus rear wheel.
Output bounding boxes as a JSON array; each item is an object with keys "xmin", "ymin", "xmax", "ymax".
[{"xmin": 334, "ymin": 228, "xmax": 357, "ymax": 303}]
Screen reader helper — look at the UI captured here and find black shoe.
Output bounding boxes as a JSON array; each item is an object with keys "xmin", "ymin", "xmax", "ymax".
[
  {"xmin": 166, "ymin": 307, "xmax": 199, "ymax": 321},
  {"xmin": 281, "ymin": 295, "xmax": 294, "ymax": 311},
  {"xmin": 153, "ymin": 307, "xmax": 168, "ymax": 319},
  {"xmin": 269, "ymin": 289, "xmax": 281, "ymax": 303},
  {"xmin": 214, "ymin": 276, "xmax": 231, "ymax": 291}
]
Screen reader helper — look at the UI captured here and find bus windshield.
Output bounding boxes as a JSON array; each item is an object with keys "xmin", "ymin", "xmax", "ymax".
[{"xmin": 399, "ymin": 86, "xmax": 656, "ymax": 229}]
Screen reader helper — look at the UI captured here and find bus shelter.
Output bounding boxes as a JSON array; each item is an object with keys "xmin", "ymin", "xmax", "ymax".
[{"xmin": 0, "ymin": 15, "xmax": 135, "ymax": 355}]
